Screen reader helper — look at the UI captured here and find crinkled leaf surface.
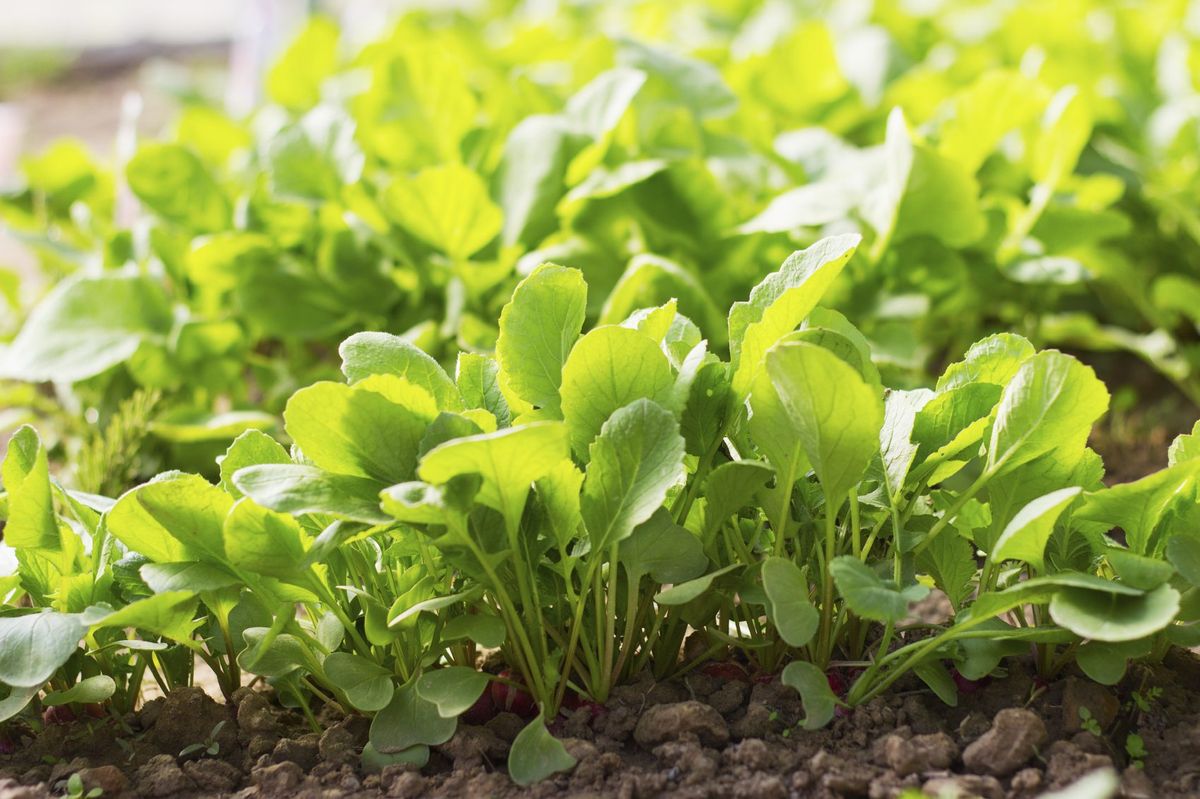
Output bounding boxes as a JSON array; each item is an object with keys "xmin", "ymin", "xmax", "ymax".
[
  {"xmin": 497, "ymin": 264, "xmax": 587, "ymax": 413},
  {"xmin": 560, "ymin": 326, "xmax": 675, "ymax": 457},
  {"xmin": 582, "ymin": 399, "xmax": 686, "ymax": 551},
  {"xmin": 766, "ymin": 341, "xmax": 884, "ymax": 503},
  {"xmin": 285, "ymin": 375, "xmax": 437, "ymax": 484}
]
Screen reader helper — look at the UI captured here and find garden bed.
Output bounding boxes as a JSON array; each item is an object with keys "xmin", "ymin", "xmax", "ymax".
[{"xmin": 4, "ymin": 650, "xmax": 1195, "ymax": 799}]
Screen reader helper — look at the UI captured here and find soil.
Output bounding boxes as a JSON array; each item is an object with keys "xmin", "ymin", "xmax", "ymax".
[
  {"xmin": 1084, "ymin": 353, "xmax": 1199, "ymax": 485},
  {"xmin": 2, "ymin": 650, "xmax": 1198, "ymax": 799}
]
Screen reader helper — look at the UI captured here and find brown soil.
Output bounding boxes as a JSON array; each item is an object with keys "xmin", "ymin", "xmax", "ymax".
[
  {"xmin": 2, "ymin": 650, "xmax": 1198, "ymax": 799},
  {"xmin": 1084, "ymin": 353, "xmax": 1199, "ymax": 485}
]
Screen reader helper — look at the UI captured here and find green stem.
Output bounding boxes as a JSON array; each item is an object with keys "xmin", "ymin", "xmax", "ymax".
[
  {"xmin": 816, "ymin": 501, "xmax": 840, "ymax": 668},
  {"xmin": 600, "ymin": 544, "xmax": 621, "ymax": 696},
  {"xmin": 554, "ymin": 556, "xmax": 604, "ymax": 710},
  {"xmin": 911, "ymin": 471, "xmax": 991, "ymax": 557}
]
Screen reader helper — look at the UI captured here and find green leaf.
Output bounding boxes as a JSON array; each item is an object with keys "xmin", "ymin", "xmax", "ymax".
[
  {"xmin": 0, "ymin": 426, "xmax": 58, "ymax": 550},
  {"xmin": 266, "ymin": 16, "xmax": 339, "ymax": 112},
  {"xmin": 107, "ymin": 474, "xmax": 233, "ymax": 564},
  {"xmin": 560, "ymin": 326, "xmax": 676, "ymax": 457},
  {"xmin": 238, "ymin": 629, "xmax": 315, "ymax": 678},
  {"xmin": 140, "ymin": 562, "xmax": 239, "ymax": 594},
  {"xmin": 361, "ymin": 743, "xmax": 429, "ymax": 773},
  {"xmin": 655, "ymin": 564, "xmax": 740, "ymax": 605},
  {"xmin": 42, "ymin": 675, "xmax": 116, "ymax": 707},
  {"xmin": 913, "ymin": 660, "xmax": 958, "ymax": 707},
  {"xmin": 339, "ymin": 332, "xmax": 462, "ymax": 411},
  {"xmin": 986, "ymin": 351, "xmax": 1109, "ymax": 477},
  {"xmin": 496, "ymin": 264, "xmax": 587, "ymax": 413},
  {"xmin": 416, "ymin": 667, "xmax": 489, "ymax": 719},
  {"xmin": 93, "ymin": 591, "xmax": 202, "ymax": 643},
  {"xmin": 385, "ymin": 164, "xmax": 502, "ymax": 260},
  {"xmin": 911, "ymin": 383, "xmax": 1002, "ymax": 466},
  {"xmin": 867, "ymin": 108, "xmax": 984, "ymax": 250},
  {"xmin": 233, "ymin": 464, "xmax": 391, "ymax": 524},
  {"xmin": 324, "ymin": 652, "xmax": 394, "ymax": 712},
  {"xmin": 419, "ymin": 422, "xmax": 569, "ymax": 532},
  {"xmin": 989, "ymin": 486, "xmax": 1082, "ymax": 570},
  {"xmin": 218, "ymin": 430, "xmax": 290, "ymax": 500},
  {"xmin": 285, "ymin": 376, "xmax": 437, "ymax": 484},
  {"xmin": 1075, "ymin": 461, "xmax": 1200, "ymax": 555},
  {"xmin": 370, "ymin": 681, "xmax": 457, "ymax": 754},
  {"xmin": 619, "ymin": 508, "xmax": 707, "ymax": 584},
  {"xmin": 582, "ymin": 400, "xmax": 686, "ymax": 551},
  {"xmin": 765, "ymin": 341, "xmax": 884, "ymax": 503},
  {"xmin": 598, "ymin": 255, "xmax": 724, "ymax": 346},
  {"xmin": 1075, "ymin": 642, "xmax": 1130, "ymax": 685},
  {"xmin": 267, "ymin": 107, "xmax": 363, "ymax": 199},
  {"xmin": 1168, "ymin": 421, "xmax": 1200, "ymax": 466},
  {"xmin": 747, "ymin": 369, "xmax": 810, "ymax": 526},
  {"xmin": 0, "ymin": 686, "xmax": 40, "ymax": 724},
  {"xmin": 223, "ymin": 499, "xmax": 308, "ymax": 580},
  {"xmin": 761, "ymin": 557, "xmax": 819, "ymax": 647},
  {"xmin": 127, "ymin": 143, "xmax": 229, "ymax": 231},
  {"xmin": 1166, "ymin": 536, "xmax": 1200, "ymax": 586},
  {"xmin": 536, "ymin": 459, "xmax": 584, "ymax": 550},
  {"xmin": 1049, "ymin": 583, "xmax": 1180, "ymax": 642},
  {"xmin": 829, "ymin": 556, "xmax": 928, "ymax": 623},
  {"xmin": 441, "ymin": 615, "xmax": 506, "ymax": 648},
  {"xmin": 729, "ymin": 234, "xmax": 861, "ymax": 399},
  {"xmin": 918, "ymin": 531, "xmax": 976, "ymax": 609},
  {"xmin": 0, "ymin": 611, "xmax": 85, "ymax": 687},
  {"xmin": 508, "ymin": 712, "xmax": 577, "ymax": 786},
  {"xmin": 984, "ymin": 446, "xmax": 1099, "ymax": 555},
  {"xmin": 457, "ymin": 353, "xmax": 511, "ymax": 427},
  {"xmin": 1106, "ymin": 548, "xmax": 1175, "ymax": 590},
  {"xmin": 1032, "ymin": 87, "xmax": 1092, "ymax": 190},
  {"xmin": 388, "ymin": 585, "xmax": 483, "ymax": 628},
  {"xmin": 879, "ymin": 389, "xmax": 935, "ymax": 499},
  {"xmin": 1, "ymin": 273, "xmax": 172, "ymax": 383},
  {"xmin": 938, "ymin": 71, "xmax": 1045, "ymax": 174},
  {"xmin": 618, "ymin": 39, "xmax": 735, "ymax": 119},
  {"xmin": 565, "ymin": 67, "xmax": 646, "ymax": 138},
  {"xmin": 936, "ymin": 333, "xmax": 1036, "ymax": 392},
  {"xmin": 497, "ymin": 116, "xmax": 571, "ymax": 247},
  {"xmin": 701, "ymin": 461, "xmax": 774, "ymax": 540},
  {"xmin": 780, "ymin": 660, "xmax": 836, "ymax": 730}
]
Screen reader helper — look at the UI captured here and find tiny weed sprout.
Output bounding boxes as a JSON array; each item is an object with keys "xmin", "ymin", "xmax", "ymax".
[
  {"xmin": 1126, "ymin": 733, "xmax": 1148, "ymax": 768},
  {"xmin": 0, "ymin": 0, "xmax": 1199, "ymax": 791},
  {"xmin": 180, "ymin": 720, "xmax": 227, "ymax": 759},
  {"xmin": 65, "ymin": 773, "xmax": 101, "ymax": 799}
]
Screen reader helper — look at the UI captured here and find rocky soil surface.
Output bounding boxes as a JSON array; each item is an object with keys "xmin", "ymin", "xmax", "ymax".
[{"xmin": 4, "ymin": 650, "xmax": 1199, "ymax": 798}]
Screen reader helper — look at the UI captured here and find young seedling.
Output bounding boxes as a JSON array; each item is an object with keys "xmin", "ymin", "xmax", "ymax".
[
  {"xmin": 180, "ymin": 721, "xmax": 227, "ymax": 759},
  {"xmin": 1078, "ymin": 707, "xmax": 1102, "ymax": 736},
  {"xmin": 1125, "ymin": 733, "xmax": 1147, "ymax": 768},
  {"xmin": 64, "ymin": 773, "xmax": 102, "ymax": 799}
]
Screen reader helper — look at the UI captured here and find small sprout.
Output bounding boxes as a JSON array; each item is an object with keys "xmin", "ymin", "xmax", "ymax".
[
  {"xmin": 65, "ymin": 773, "xmax": 102, "ymax": 799},
  {"xmin": 1125, "ymin": 733, "xmax": 1147, "ymax": 768},
  {"xmin": 1078, "ymin": 706, "xmax": 1101, "ymax": 736},
  {"xmin": 180, "ymin": 720, "xmax": 227, "ymax": 759}
]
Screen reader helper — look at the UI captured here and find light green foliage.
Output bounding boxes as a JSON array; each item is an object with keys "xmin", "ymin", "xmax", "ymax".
[
  {"xmin": 496, "ymin": 265, "xmax": 587, "ymax": 413},
  {"xmin": 560, "ymin": 326, "xmax": 676, "ymax": 457},
  {"xmin": 582, "ymin": 399, "xmax": 685, "ymax": 550},
  {"xmin": 765, "ymin": 341, "xmax": 883, "ymax": 503}
]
